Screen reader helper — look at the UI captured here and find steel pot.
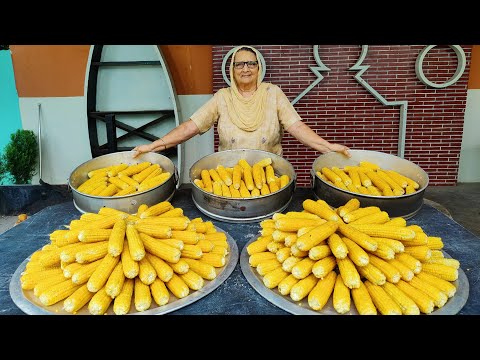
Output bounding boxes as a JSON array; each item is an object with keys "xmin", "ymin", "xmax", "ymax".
[
  {"xmin": 311, "ymin": 149, "xmax": 429, "ymax": 219},
  {"xmin": 190, "ymin": 149, "xmax": 296, "ymax": 223},
  {"xmin": 69, "ymin": 151, "xmax": 178, "ymax": 214}
]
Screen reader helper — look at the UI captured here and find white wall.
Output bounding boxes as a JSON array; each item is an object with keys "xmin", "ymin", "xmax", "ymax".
[
  {"xmin": 458, "ymin": 89, "xmax": 480, "ymax": 182},
  {"xmin": 18, "ymin": 95, "xmax": 214, "ymax": 186}
]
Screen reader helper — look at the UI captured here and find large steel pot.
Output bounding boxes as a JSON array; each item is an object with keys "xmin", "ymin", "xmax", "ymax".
[
  {"xmin": 69, "ymin": 151, "xmax": 178, "ymax": 214},
  {"xmin": 311, "ymin": 150, "xmax": 429, "ymax": 219},
  {"xmin": 190, "ymin": 149, "xmax": 296, "ymax": 223}
]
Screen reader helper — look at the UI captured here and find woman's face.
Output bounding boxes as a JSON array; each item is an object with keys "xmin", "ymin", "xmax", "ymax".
[{"xmin": 233, "ymin": 50, "xmax": 259, "ymax": 88}]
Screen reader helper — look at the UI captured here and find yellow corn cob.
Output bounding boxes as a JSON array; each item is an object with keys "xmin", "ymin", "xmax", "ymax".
[
  {"xmin": 308, "ymin": 244, "xmax": 332, "ymax": 261},
  {"xmin": 343, "ymin": 206, "xmax": 381, "ymax": 223},
  {"xmin": 377, "ymin": 170, "xmax": 405, "ymax": 195},
  {"xmin": 357, "ymin": 262, "xmax": 387, "ymax": 285},
  {"xmin": 275, "ymin": 217, "xmax": 327, "ymax": 233},
  {"xmin": 137, "ymin": 256, "xmax": 157, "ymax": 285},
  {"xmin": 77, "ymin": 176, "xmax": 108, "ymax": 192},
  {"xmin": 238, "ymin": 180, "xmax": 251, "ymax": 197},
  {"xmin": 200, "ymin": 252, "xmax": 226, "ymax": 268},
  {"xmin": 113, "ymin": 186, "xmax": 137, "ymax": 197},
  {"xmin": 302, "ymin": 199, "xmax": 339, "ymax": 222},
  {"xmin": 139, "ymin": 233, "xmax": 180, "ymax": 264},
  {"xmin": 290, "ymin": 274, "xmax": 318, "ymax": 302},
  {"xmin": 181, "ymin": 258, "xmax": 217, "ymax": 280},
  {"xmin": 179, "ymin": 269, "xmax": 204, "ymax": 291},
  {"xmin": 251, "ymin": 188, "xmax": 261, "ymax": 197},
  {"xmin": 88, "ymin": 183, "xmax": 108, "ymax": 196},
  {"xmin": 388, "ymin": 170, "xmax": 420, "ymax": 189},
  {"xmin": 351, "ymin": 280, "xmax": 377, "ymax": 315},
  {"xmin": 88, "ymin": 286, "xmax": 114, "ymax": 315},
  {"xmin": 263, "ymin": 165, "xmax": 275, "ymax": 185},
  {"xmin": 311, "ymin": 256, "xmax": 337, "ymax": 279},
  {"xmin": 425, "ymin": 236, "xmax": 444, "ymax": 250},
  {"xmin": 113, "ymin": 278, "xmax": 134, "ymax": 315},
  {"xmin": 267, "ymin": 240, "xmax": 285, "ymax": 254},
  {"xmin": 246, "ymin": 236, "xmax": 272, "ymax": 255},
  {"xmin": 332, "ymin": 273, "xmax": 351, "ymax": 314},
  {"xmin": 357, "ymin": 169, "xmax": 372, "ymax": 187},
  {"xmin": 135, "ymin": 216, "xmax": 190, "ymax": 231},
  {"xmin": 276, "ymin": 247, "xmax": 292, "ymax": 263},
  {"xmin": 78, "ymin": 228, "xmax": 113, "ymax": 243},
  {"xmin": 213, "ymin": 165, "xmax": 231, "ymax": 186},
  {"xmin": 395, "ymin": 279, "xmax": 435, "ymax": 314},
  {"xmin": 120, "ymin": 240, "xmax": 139, "ymax": 279},
  {"xmin": 36, "ymin": 247, "xmax": 62, "ymax": 268},
  {"xmin": 98, "ymin": 183, "xmax": 120, "ymax": 197},
  {"xmin": 118, "ymin": 162, "xmax": 151, "ymax": 177},
  {"xmin": 220, "ymin": 183, "xmax": 231, "ymax": 197},
  {"xmin": 290, "ymin": 244, "xmax": 308, "ymax": 258},
  {"xmin": 105, "ymin": 262, "xmax": 126, "ymax": 298},
  {"xmin": 364, "ymin": 280, "xmax": 402, "ymax": 315},
  {"xmin": 168, "ymin": 230, "xmax": 200, "ymax": 245},
  {"xmin": 140, "ymin": 166, "xmax": 163, "ymax": 183},
  {"xmin": 252, "ymin": 163, "xmax": 264, "ymax": 190},
  {"xmin": 349, "ymin": 211, "xmax": 390, "ymax": 225},
  {"xmin": 150, "ymin": 278, "xmax": 170, "ymax": 306},
  {"xmin": 240, "ymin": 165, "xmax": 254, "ymax": 191},
  {"xmin": 256, "ymin": 258, "xmax": 282, "ymax": 276},
  {"xmin": 200, "ymin": 169, "xmax": 213, "ymax": 191},
  {"xmin": 396, "ymin": 252, "xmax": 422, "ymax": 273},
  {"xmin": 383, "ymin": 217, "xmax": 407, "ymax": 228},
  {"xmin": 193, "ymin": 178, "xmax": 205, "ymax": 189},
  {"xmin": 337, "ymin": 257, "xmax": 361, "ymax": 289},
  {"xmin": 348, "ymin": 223, "xmax": 415, "ymax": 241},
  {"xmin": 284, "ymin": 234, "xmax": 298, "ymax": 247},
  {"xmin": 212, "ymin": 181, "xmax": 222, "ymax": 196},
  {"xmin": 369, "ymin": 242, "xmax": 396, "ymax": 260},
  {"xmin": 87, "ymin": 254, "xmax": 120, "ymax": 292},
  {"xmin": 138, "ymin": 201, "xmax": 173, "ymax": 219},
  {"xmin": 381, "ymin": 281, "xmax": 420, "ymax": 315},
  {"xmin": 416, "ymin": 271, "xmax": 457, "ymax": 298},
  {"xmin": 167, "ymin": 259, "xmax": 189, "ymax": 274},
  {"xmin": 321, "ymin": 167, "xmax": 341, "ymax": 183},
  {"xmin": 63, "ymin": 262, "xmax": 84, "ymax": 279},
  {"xmin": 134, "ymin": 224, "xmax": 172, "ymax": 239},
  {"xmin": 291, "ymin": 258, "xmax": 316, "ymax": 279},
  {"xmin": 107, "ymin": 219, "xmax": 126, "ymax": 257},
  {"xmin": 259, "ymin": 183, "xmax": 270, "ymax": 196},
  {"xmin": 331, "ymin": 166, "xmax": 352, "ymax": 186},
  {"xmin": 337, "ymin": 198, "xmax": 361, "ymax": 218},
  {"xmin": 405, "ymin": 185, "xmax": 416, "ymax": 194},
  {"xmin": 38, "ymin": 278, "xmax": 83, "ymax": 306},
  {"xmin": 33, "ymin": 272, "xmax": 70, "ymax": 297},
  {"xmin": 366, "ymin": 185, "xmax": 382, "ymax": 196},
  {"xmin": 424, "ymin": 257, "xmax": 460, "ymax": 269},
  {"xmin": 327, "ymin": 233, "xmax": 349, "ymax": 259},
  {"xmin": 181, "ymin": 244, "xmax": 203, "ymax": 259},
  {"xmin": 229, "ymin": 184, "xmax": 241, "ymax": 197},
  {"xmin": 74, "ymin": 240, "xmax": 108, "ymax": 265},
  {"xmin": 195, "ymin": 239, "xmax": 214, "ymax": 253},
  {"xmin": 166, "ymin": 273, "xmax": 190, "ymax": 299},
  {"xmin": 364, "ymin": 170, "xmax": 392, "ymax": 195},
  {"xmin": 132, "ymin": 163, "xmax": 160, "ymax": 183},
  {"xmin": 63, "ymin": 284, "xmax": 95, "ymax": 314},
  {"xmin": 277, "ymin": 274, "xmax": 300, "ymax": 296},
  {"xmin": 372, "ymin": 237, "xmax": 405, "ymax": 253},
  {"xmin": 368, "ymin": 254, "xmax": 401, "ymax": 283},
  {"xmin": 359, "ymin": 160, "xmax": 380, "ymax": 171},
  {"xmin": 137, "ymin": 172, "xmax": 171, "ymax": 192},
  {"xmin": 280, "ymin": 256, "xmax": 300, "ymax": 273},
  {"xmin": 207, "ymin": 168, "xmax": 223, "ymax": 185},
  {"xmin": 386, "ymin": 258, "xmax": 414, "ymax": 281},
  {"xmin": 69, "ymin": 259, "xmax": 101, "ymax": 285},
  {"xmin": 403, "ymin": 245, "xmax": 432, "ymax": 262},
  {"xmin": 134, "ymin": 277, "xmax": 152, "ymax": 312},
  {"xmin": 421, "ymin": 263, "xmax": 458, "ymax": 281},
  {"xmin": 237, "ymin": 158, "xmax": 252, "ymax": 171},
  {"xmin": 343, "ymin": 237, "xmax": 370, "ymax": 267},
  {"xmin": 279, "ymin": 174, "xmax": 290, "ymax": 188},
  {"xmin": 117, "ymin": 173, "xmax": 140, "ymax": 190},
  {"xmin": 382, "ymin": 169, "xmax": 408, "ymax": 188},
  {"xmin": 211, "ymin": 246, "xmax": 228, "ymax": 256},
  {"xmin": 262, "ymin": 267, "xmax": 289, "ymax": 289},
  {"xmin": 145, "ymin": 253, "xmax": 173, "ymax": 282},
  {"xmin": 430, "ymin": 250, "xmax": 444, "ymax": 259},
  {"xmin": 59, "ymin": 242, "xmax": 94, "ymax": 263},
  {"xmin": 68, "ymin": 219, "xmax": 91, "ymax": 230},
  {"xmin": 307, "ymin": 270, "xmax": 337, "ymax": 311},
  {"xmin": 337, "ymin": 223, "xmax": 378, "ymax": 252},
  {"xmin": 409, "ymin": 275, "xmax": 448, "ymax": 308},
  {"xmin": 125, "ymin": 224, "xmax": 146, "ymax": 261},
  {"xmin": 249, "ymin": 251, "xmax": 277, "ymax": 267}
]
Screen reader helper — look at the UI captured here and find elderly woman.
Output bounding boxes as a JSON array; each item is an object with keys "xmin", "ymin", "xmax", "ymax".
[{"xmin": 132, "ymin": 45, "xmax": 350, "ymax": 158}]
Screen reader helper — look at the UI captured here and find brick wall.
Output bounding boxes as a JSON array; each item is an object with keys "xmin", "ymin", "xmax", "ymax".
[{"xmin": 212, "ymin": 45, "xmax": 471, "ymax": 187}]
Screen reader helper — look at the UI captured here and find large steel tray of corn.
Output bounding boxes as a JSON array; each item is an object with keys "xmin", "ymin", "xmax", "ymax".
[
  {"xmin": 240, "ymin": 238, "xmax": 469, "ymax": 315},
  {"xmin": 9, "ymin": 225, "xmax": 238, "ymax": 315}
]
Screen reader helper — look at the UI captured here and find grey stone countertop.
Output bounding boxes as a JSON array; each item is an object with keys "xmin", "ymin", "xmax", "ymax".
[{"xmin": 1, "ymin": 187, "xmax": 478, "ymax": 315}]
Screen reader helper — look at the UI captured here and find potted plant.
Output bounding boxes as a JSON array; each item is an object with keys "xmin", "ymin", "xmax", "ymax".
[{"xmin": 0, "ymin": 129, "xmax": 38, "ymax": 184}]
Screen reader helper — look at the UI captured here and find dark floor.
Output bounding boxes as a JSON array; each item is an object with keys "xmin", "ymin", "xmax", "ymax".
[{"xmin": 1, "ymin": 183, "xmax": 479, "ymax": 238}]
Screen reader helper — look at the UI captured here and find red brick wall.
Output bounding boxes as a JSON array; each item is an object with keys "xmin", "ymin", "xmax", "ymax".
[{"xmin": 212, "ymin": 45, "xmax": 472, "ymax": 187}]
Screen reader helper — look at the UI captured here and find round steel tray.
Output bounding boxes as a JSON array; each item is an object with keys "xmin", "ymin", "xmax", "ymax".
[
  {"xmin": 240, "ymin": 238, "xmax": 469, "ymax": 315},
  {"xmin": 10, "ymin": 225, "xmax": 238, "ymax": 315}
]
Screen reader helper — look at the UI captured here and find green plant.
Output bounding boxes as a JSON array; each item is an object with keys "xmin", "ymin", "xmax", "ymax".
[{"xmin": 0, "ymin": 129, "xmax": 38, "ymax": 184}]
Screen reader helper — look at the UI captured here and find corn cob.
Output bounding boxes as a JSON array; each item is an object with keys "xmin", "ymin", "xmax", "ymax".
[
  {"xmin": 211, "ymin": 245, "xmax": 229, "ymax": 256},
  {"xmin": 349, "ymin": 211, "xmax": 390, "ymax": 225},
  {"xmin": 357, "ymin": 262, "xmax": 387, "ymax": 285},
  {"xmin": 278, "ymin": 274, "xmax": 300, "ymax": 296},
  {"xmin": 145, "ymin": 253, "xmax": 174, "ymax": 282},
  {"xmin": 364, "ymin": 280, "xmax": 402, "ymax": 315},
  {"xmin": 279, "ymin": 174, "xmax": 290, "ymax": 188},
  {"xmin": 424, "ymin": 257, "xmax": 460, "ymax": 269},
  {"xmin": 290, "ymin": 274, "xmax": 318, "ymax": 302},
  {"xmin": 416, "ymin": 271, "xmax": 456, "ymax": 298},
  {"xmin": 63, "ymin": 262, "xmax": 84, "ymax": 279},
  {"xmin": 199, "ymin": 252, "xmax": 226, "ymax": 268},
  {"xmin": 311, "ymin": 256, "xmax": 337, "ymax": 279},
  {"xmin": 104, "ymin": 262, "xmax": 126, "ymax": 298},
  {"xmin": 39, "ymin": 278, "xmax": 83, "ymax": 306},
  {"xmin": 430, "ymin": 250, "xmax": 445, "ymax": 259},
  {"xmin": 307, "ymin": 270, "xmax": 336, "ymax": 311},
  {"xmin": 386, "ymin": 258, "xmax": 414, "ymax": 281},
  {"xmin": 113, "ymin": 278, "xmax": 134, "ymax": 315},
  {"xmin": 263, "ymin": 267, "xmax": 290, "ymax": 289},
  {"xmin": 343, "ymin": 237, "xmax": 370, "ymax": 267},
  {"xmin": 71, "ymin": 259, "xmax": 102, "ymax": 284},
  {"xmin": 295, "ymin": 221, "xmax": 339, "ymax": 251},
  {"xmin": 249, "ymin": 251, "xmax": 277, "ymax": 267},
  {"xmin": 384, "ymin": 217, "xmax": 407, "ymax": 227},
  {"xmin": 351, "ymin": 280, "xmax": 377, "ymax": 315},
  {"xmin": 291, "ymin": 258, "xmax": 316, "ymax": 279},
  {"xmin": 386, "ymin": 170, "xmax": 420, "ymax": 189},
  {"xmin": 167, "ymin": 259, "xmax": 190, "ymax": 274},
  {"xmin": 87, "ymin": 254, "xmax": 120, "ymax": 293},
  {"xmin": 134, "ymin": 277, "xmax": 152, "ymax": 312},
  {"xmin": 33, "ymin": 272, "xmax": 70, "ymax": 297},
  {"xmin": 181, "ymin": 258, "xmax": 217, "ymax": 280},
  {"xmin": 120, "ymin": 240, "xmax": 139, "ymax": 279},
  {"xmin": 327, "ymin": 233, "xmax": 349, "ymax": 259},
  {"xmin": 377, "ymin": 170, "xmax": 405, "ymax": 195},
  {"xmin": 302, "ymin": 199, "xmax": 339, "ymax": 221},
  {"xmin": 132, "ymin": 163, "xmax": 160, "ymax": 183},
  {"xmin": 150, "ymin": 278, "xmax": 170, "ymax": 306},
  {"xmin": 246, "ymin": 236, "xmax": 272, "ymax": 255},
  {"xmin": 381, "ymin": 281, "xmax": 420, "ymax": 315},
  {"xmin": 107, "ymin": 219, "xmax": 126, "ymax": 257},
  {"xmin": 284, "ymin": 234, "xmax": 298, "ymax": 247},
  {"xmin": 137, "ymin": 172, "xmax": 171, "ymax": 192},
  {"xmin": 281, "ymin": 256, "xmax": 302, "ymax": 273},
  {"xmin": 177, "ymin": 269, "xmax": 204, "ymax": 291},
  {"xmin": 267, "ymin": 240, "xmax": 285, "ymax": 253},
  {"xmin": 59, "ymin": 242, "xmax": 94, "ymax": 263},
  {"xmin": 337, "ymin": 223, "xmax": 378, "ymax": 252},
  {"xmin": 425, "ymin": 236, "xmax": 444, "ymax": 250},
  {"xmin": 395, "ymin": 279, "xmax": 435, "ymax": 314},
  {"xmin": 421, "ymin": 263, "xmax": 458, "ymax": 281},
  {"xmin": 348, "ymin": 223, "xmax": 415, "ymax": 241},
  {"xmin": 368, "ymin": 254, "xmax": 401, "ymax": 283},
  {"xmin": 87, "ymin": 286, "xmax": 113, "ymax": 315},
  {"xmin": 166, "ymin": 273, "xmax": 190, "ymax": 299},
  {"xmin": 337, "ymin": 257, "xmax": 361, "ymax": 289},
  {"xmin": 321, "ymin": 167, "xmax": 341, "ymax": 183},
  {"xmin": 332, "ymin": 273, "xmax": 351, "ymax": 314},
  {"xmin": 141, "ymin": 167, "xmax": 164, "ymax": 183},
  {"xmin": 135, "ymin": 216, "xmax": 190, "ymax": 231},
  {"xmin": 125, "ymin": 224, "xmax": 146, "ymax": 261},
  {"xmin": 369, "ymin": 242, "xmax": 396, "ymax": 260},
  {"xmin": 308, "ymin": 244, "xmax": 332, "ymax": 261},
  {"xmin": 372, "ymin": 237, "xmax": 405, "ymax": 253},
  {"xmin": 396, "ymin": 252, "xmax": 422, "ymax": 273},
  {"xmin": 63, "ymin": 284, "xmax": 95, "ymax": 314},
  {"xmin": 403, "ymin": 245, "xmax": 432, "ymax": 262},
  {"xmin": 366, "ymin": 185, "xmax": 382, "ymax": 196},
  {"xmin": 256, "ymin": 258, "xmax": 282, "ymax": 276}
]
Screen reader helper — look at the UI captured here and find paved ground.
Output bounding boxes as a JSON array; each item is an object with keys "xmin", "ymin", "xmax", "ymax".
[{"xmin": 0, "ymin": 215, "xmax": 18, "ymax": 234}]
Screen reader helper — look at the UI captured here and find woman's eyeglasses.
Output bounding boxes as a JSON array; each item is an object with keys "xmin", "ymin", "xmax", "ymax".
[{"xmin": 233, "ymin": 61, "xmax": 258, "ymax": 70}]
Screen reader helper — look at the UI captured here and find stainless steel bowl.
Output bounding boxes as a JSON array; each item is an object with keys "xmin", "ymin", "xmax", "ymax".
[
  {"xmin": 311, "ymin": 149, "xmax": 429, "ymax": 219},
  {"xmin": 190, "ymin": 149, "xmax": 296, "ymax": 223},
  {"xmin": 69, "ymin": 151, "xmax": 178, "ymax": 214}
]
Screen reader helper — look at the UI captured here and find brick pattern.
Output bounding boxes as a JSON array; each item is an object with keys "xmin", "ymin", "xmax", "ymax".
[{"xmin": 212, "ymin": 45, "xmax": 471, "ymax": 186}]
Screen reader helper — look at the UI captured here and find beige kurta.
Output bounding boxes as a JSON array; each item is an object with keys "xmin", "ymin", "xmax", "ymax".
[{"xmin": 190, "ymin": 83, "xmax": 301, "ymax": 155}]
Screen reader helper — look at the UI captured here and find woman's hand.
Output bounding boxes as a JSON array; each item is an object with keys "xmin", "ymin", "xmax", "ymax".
[
  {"xmin": 132, "ymin": 144, "xmax": 152, "ymax": 159},
  {"xmin": 329, "ymin": 143, "xmax": 351, "ymax": 158}
]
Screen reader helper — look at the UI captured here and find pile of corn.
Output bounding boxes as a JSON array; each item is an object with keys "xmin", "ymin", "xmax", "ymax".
[
  {"xmin": 76, "ymin": 161, "xmax": 171, "ymax": 197},
  {"xmin": 20, "ymin": 201, "xmax": 230, "ymax": 315},
  {"xmin": 316, "ymin": 160, "xmax": 420, "ymax": 197},
  {"xmin": 247, "ymin": 198, "xmax": 459, "ymax": 315},
  {"xmin": 193, "ymin": 157, "xmax": 290, "ymax": 198}
]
